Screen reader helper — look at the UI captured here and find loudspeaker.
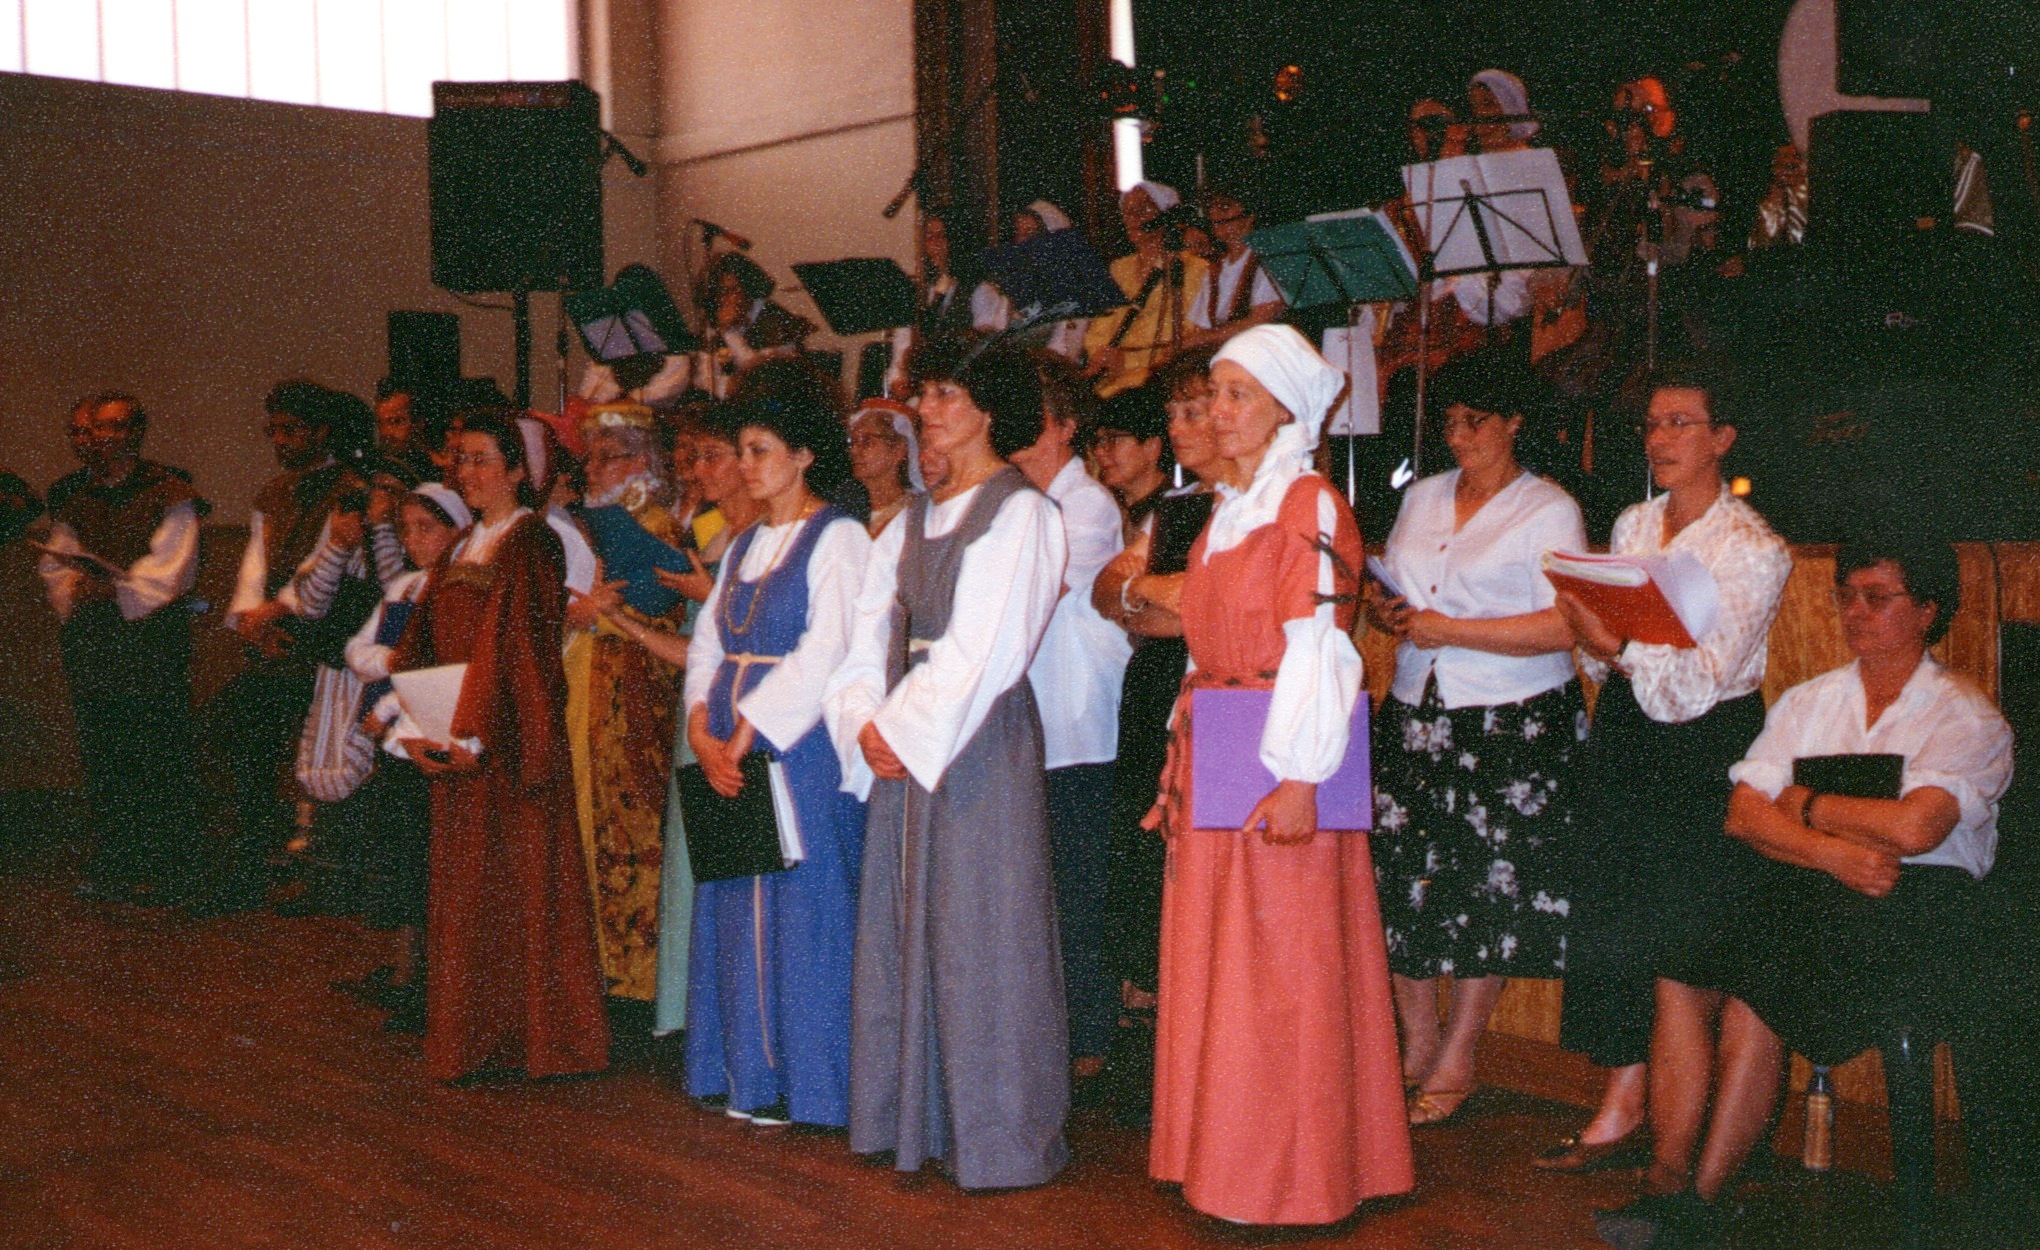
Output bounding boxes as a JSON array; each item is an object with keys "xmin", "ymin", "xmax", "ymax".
[
  {"xmin": 387, "ymin": 311, "xmax": 461, "ymax": 393},
  {"xmin": 1836, "ymin": 0, "xmax": 1943, "ymax": 99},
  {"xmin": 428, "ymin": 81, "xmax": 604, "ymax": 293}
]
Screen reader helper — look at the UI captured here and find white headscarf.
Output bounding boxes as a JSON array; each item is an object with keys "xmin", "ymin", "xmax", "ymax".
[
  {"xmin": 1128, "ymin": 181, "xmax": 1180, "ymax": 212},
  {"xmin": 412, "ymin": 482, "xmax": 473, "ymax": 531},
  {"xmin": 1211, "ymin": 324, "xmax": 1348, "ymax": 450},
  {"xmin": 1025, "ymin": 199, "xmax": 1072, "ymax": 232},
  {"xmin": 853, "ymin": 400, "xmax": 926, "ymax": 493},
  {"xmin": 1470, "ymin": 69, "xmax": 1538, "ymax": 141}
]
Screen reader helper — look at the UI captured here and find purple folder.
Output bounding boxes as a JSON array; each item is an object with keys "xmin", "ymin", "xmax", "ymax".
[{"xmin": 1189, "ymin": 688, "xmax": 1372, "ymax": 831}]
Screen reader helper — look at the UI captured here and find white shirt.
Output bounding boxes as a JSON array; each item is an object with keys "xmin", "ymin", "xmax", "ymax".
[
  {"xmin": 1384, "ymin": 469, "xmax": 1586, "ymax": 709},
  {"xmin": 1187, "ymin": 249, "xmax": 1283, "ymax": 329},
  {"xmin": 824, "ymin": 481, "xmax": 1067, "ymax": 798},
  {"xmin": 547, "ymin": 506, "xmax": 597, "ymax": 598},
  {"xmin": 1729, "ymin": 656, "xmax": 2014, "ymax": 878},
  {"xmin": 40, "ymin": 502, "xmax": 200, "ymax": 624},
  {"xmin": 1200, "ymin": 424, "xmax": 1365, "ymax": 784},
  {"xmin": 1028, "ymin": 458, "xmax": 1132, "ymax": 769},
  {"xmin": 972, "ymin": 282, "xmax": 1086, "ymax": 359},
  {"xmin": 684, "ymin": 513, "xmax": 871, "ymax": 756},
  {"xmin": 1585, "ymin": 484, "xmax": 1792, "ymax": 724},
  {"xmin": 346, "ymin": 568, "xmax": 429, "ymax": 687}
]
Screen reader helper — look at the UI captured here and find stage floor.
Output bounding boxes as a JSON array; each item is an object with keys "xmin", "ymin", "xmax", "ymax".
[{"xmin": 0, "ymin": 802, "xmax": 1962, "ymax": 1249}]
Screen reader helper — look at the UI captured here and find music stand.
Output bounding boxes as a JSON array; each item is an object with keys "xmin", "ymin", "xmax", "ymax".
[
  {"xmin": 982, "ymin": 229, "xmax": 1129, "ymax": 328},
  {"xmin": 791, "ymin": 258, "xmax": 920, "ymax": 337},
  {"xmin": 1250, "ymin": 209, "xmax": 1419, "ymax": 502},
  {"xmin": 1402, "ymin": 148, "xmax": 1585, "ymax": 476}
]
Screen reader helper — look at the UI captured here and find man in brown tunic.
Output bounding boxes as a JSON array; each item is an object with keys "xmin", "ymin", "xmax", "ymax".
[{"xmin": 38, "ymin": 394, "xmax": 207, "ymax": 906}]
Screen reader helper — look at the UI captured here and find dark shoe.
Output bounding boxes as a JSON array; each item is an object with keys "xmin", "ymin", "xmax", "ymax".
[
  {"xmin": 1595, "ymin": 1191, "xmax": 1727, "ymax": 1250},
  {"xmin": 1534, "ymin": 1125, "xmax": 1651, "ymax": 1173},
  {"xmin": 741, "ymin": 1100, "xmax": 791, "ymax": 1127}
]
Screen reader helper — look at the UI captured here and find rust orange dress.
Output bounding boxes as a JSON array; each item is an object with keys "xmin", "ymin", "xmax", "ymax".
[
  {"xmin": 393, "ymin": 512, "xmax": 611, "ymax": 1082},
  {"xmin": 1148, "ymin": 475, "xmax": 1413, "ymax": 1225}
]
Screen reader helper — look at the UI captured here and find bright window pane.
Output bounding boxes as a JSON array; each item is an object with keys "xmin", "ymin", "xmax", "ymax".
[
  {"xmin": 248, "ymin": 0, "xmax": 318, "ymax": 106},
  {"xmin": 444, "ymin": 0, "xmax": 508, "ymax": 82},
  {"xmin": 101, "ymin": 0, "xmax": 176, "ymax": 91},
  {"xmin": 383, "ymin": 0, "xmax": 448, "ymax": 118},
  {"xmin": 176, "ymin": 0, "xmax": 251, "ymax": 98},
  {"xmin": 507, "ymin": 0, "xmax": 570, "ymax": 80},
  {"xmin": 0, "ymin": 0, "xmax": 25, "ymax": 75},
  {"xmin": 315, "ymin": 0, "xmax": 382, "ymax": 111},
  {"xmin": 23, "ymin": 0, "xmax": 100, "ymax": 82}
]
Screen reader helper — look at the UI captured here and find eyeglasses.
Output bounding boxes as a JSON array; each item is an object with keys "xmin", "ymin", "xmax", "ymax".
[
  {"xmin": 1634, "ymin": 416, "xmax": 1713, "ymax": 437},
  {"xmin": 1436, "ymin": 410, "xmax": 1501, "ymax": 436},
  {"xmin": 447, "ymin": 452, "xmax": 504, "ymax": 469},
  {"xmin": 1833, "ymin": 586, "xmax": 1912, "ymax": 612}
]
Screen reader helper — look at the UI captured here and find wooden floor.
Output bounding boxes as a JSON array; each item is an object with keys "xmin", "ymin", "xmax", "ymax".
[{"xmin": 0, "ymin": 804, "xmax": 1947, "ymax": 1250}]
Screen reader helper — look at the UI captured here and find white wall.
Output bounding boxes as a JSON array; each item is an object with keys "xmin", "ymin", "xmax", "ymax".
[{"xmin": 651, "ymin": 0, "xmax": 921, "ymax": 371}]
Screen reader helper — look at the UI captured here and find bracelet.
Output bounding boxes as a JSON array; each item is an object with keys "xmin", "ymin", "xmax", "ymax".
[
  {"xmin": 1118, "ymin": 576, "xmax": 1146, "ymax": 618},
  {"xmin": 1800, "ymin": 789, "xmax": 1818, "ymax": 829}
]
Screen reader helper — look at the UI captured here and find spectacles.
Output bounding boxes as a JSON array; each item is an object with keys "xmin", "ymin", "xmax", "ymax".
[
  {"xmin": 1437, "ymin": 411, "xmax": 1501, "ymax": 436},
  {"xmin": 1634, "ymin": 416, "xmax": 1713, "ymax": 437},
  {"xmin": 1833, "ymin": 586, "xmax": 1912, "ymax": 612},
  {"xmin": 447, "ymin": 452, "xmax": 504, "ymax": 469}
]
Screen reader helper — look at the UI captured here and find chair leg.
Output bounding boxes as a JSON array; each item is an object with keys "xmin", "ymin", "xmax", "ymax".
[{"xmin": 1884, "ymin": 1030, "xmax": 1938, "ymax": 1250}]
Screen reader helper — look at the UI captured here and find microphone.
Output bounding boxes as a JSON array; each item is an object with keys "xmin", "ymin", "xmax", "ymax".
[{"xmin": 697, "ymin": 219, "xmax": 752, "ymax": 251}]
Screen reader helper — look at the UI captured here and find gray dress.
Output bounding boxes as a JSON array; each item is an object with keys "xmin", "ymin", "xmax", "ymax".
[{"xmin": 848, "ymin": 467, "xmax": 1071, "ymax": 1189}]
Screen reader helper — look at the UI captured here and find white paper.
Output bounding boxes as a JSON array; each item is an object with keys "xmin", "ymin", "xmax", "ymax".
[
  {"xmin": 1322, "ymin": 307, "xmax": 1380, "ymax": 436},
  {"xmin": 767, "ymin": 760, "xmax": 806, "ymax": 865},
  {"xmin": 391, "ymin": 663, "xmax": 469, "ymax": 746},
  {"xmin": 1402, "ymin": 148, "xmax": 1588, "ymax": 277}
]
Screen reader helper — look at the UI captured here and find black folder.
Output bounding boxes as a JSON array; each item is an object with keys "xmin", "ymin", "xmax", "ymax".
[
  {"xmin": 791, "ymin": 258, "xmax": 919, "ymax": 336},
  {"xmin": 1793, "ymin": 753, "xmax": 1904, "ymax": 800},
  {"xmin": 677, "ymin": 753, "xmax": 787, "ymax": 883}
]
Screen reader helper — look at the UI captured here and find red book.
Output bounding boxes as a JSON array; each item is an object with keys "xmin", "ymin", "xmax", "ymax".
[{"xmin": 1540, "ymin": 551, "xmax": 1720, "ymax": 650}]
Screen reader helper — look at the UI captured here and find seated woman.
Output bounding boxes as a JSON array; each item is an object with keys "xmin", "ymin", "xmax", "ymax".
[{"xmin": 1602, "ymin": 534, "xmax": 2013, "ymax": 1248}]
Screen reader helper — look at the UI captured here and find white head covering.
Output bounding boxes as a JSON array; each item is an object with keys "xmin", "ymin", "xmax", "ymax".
[
  {"xmin": 1127, "ymin": 181, "xmax": 1180, "ymax": 212},
  {"xmin": 515, "ymin": 416, "xmax": 553, "ymax": 496},
  {"xmin": 412, "ymin": 481, "xmax": 473, "ymax": 531},
  {"xmin": 1025, "ymin": 199, "xmax": 1072, "ymax": 232},
  {"xmin": 853, "ymin": 399, "xmax": 926, "ymax": 493},
  {"xmin": 1470, "ymin": 69, "xmax": 1538, "ymax": 141},
  {"xmin": 1211, "ymin": 324, "xmax": 1348, "ymax": 450}
]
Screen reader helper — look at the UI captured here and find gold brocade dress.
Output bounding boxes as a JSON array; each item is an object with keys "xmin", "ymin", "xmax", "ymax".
[{"xmin": 566, "ymin": 487, "xmax": 689, "ymax": 1000}]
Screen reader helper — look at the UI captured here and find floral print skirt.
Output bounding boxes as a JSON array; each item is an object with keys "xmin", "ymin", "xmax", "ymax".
[{"xmin": 1371, "ymin": 678, "xmax": 1586, "ymax": 980}]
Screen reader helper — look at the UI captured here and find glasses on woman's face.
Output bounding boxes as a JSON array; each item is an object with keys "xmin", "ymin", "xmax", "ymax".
[
  {"xmin": 448, "ymin": 451, "xmax": 505, "ymax": 469},
  {"xmin": 1833, "ymin": 586, "xmax": 1912, "ymax": 612},
  {"xmin": 1432, "ymin": 409, "xmax": 1502, "ymax": 438}
]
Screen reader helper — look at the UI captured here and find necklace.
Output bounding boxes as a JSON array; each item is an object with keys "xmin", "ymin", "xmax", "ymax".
[{"xmin": 719, "ymin": 499, "xmax": 821, "ymax": 638}]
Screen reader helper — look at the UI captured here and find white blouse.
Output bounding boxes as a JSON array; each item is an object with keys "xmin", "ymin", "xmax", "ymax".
[
  {"xmin": 683, "ymin": 513, "xmax": 871, "ymax": 756},
  {"xmin": 824, "ymin": 481, "xmax": 1067, "ymax": 798},
  {"xmin": 1383, "ymin": 469, "xmax": 1586, "ymax": 709},
  {"xmin": 1028, "ymin": 458, "xmax": 1131, "ymax": 770},
  {"xmin": 1200, "ymin": 423, "xmax": 1365, "ymax": 784},
  {"xmin": 1585, "ymin": 484, "xmax": 1792, "ymax": 724},
  {"xmin": 1187, "ymin": 249, "xmax": 1283, "ymax": 329},
  {"xmin": 1729, "ymin": 656, "xmax": 2014, "ymax": 878}
]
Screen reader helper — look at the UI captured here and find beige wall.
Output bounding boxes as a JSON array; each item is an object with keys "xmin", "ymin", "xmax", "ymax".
[
  {"xmin": 650, "ymin": 0, "xmax": 920, "ymax": 373},
  {"xmin": 0, "ymin": 70, "xmax": 659, "ymax": 521}
]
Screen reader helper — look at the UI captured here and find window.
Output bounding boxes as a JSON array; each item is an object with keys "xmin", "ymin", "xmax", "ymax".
[{"xmin": 0, "ymin": 0, "xmax": 577, "ymax": 118}]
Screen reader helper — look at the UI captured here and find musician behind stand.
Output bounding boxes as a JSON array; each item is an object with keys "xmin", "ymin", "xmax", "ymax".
[
  {"xmin": 1082, "ymin": 182, "xmax": 1211, "ymax": 399},
  {"xmin": 882, "ymin": 209, "xmax": 984, "ymax": 398},
  {"xmin": 693, "ymin": 251, "xmax": 815, "ymax": 399},
  {"xmin": 1177, "ymin": 190, "xmax": 1287, "ymax": 353}
]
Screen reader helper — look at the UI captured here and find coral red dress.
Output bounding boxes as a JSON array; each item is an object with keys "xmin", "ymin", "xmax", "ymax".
[
  {"xmin": 393, "ymin": 513, "xmax": 611, "ymax": 1082},
  {"xmin": 1147, "ymin": 475, "xmax": 1413, "ymax": 1225}
]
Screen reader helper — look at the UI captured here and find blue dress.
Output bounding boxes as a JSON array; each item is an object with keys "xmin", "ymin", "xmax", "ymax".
[{"xmin": 685, "ymin": 509, "xmax": 867, "ymax": 1124}]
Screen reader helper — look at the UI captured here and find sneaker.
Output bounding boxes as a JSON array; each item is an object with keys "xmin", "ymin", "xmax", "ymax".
[{"xmin": 743, "ymin": 1101, "xmax": 791, "ymax": 1127}]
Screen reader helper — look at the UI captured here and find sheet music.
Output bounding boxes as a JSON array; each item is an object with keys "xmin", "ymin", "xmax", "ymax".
[
  {"xmin": 1402, "ymin": 148, "xmax": 1587, "ymax": 276},
  {"xmin": 1321, "ymin": 306, "xmax": 1380, "ymax": 437}
]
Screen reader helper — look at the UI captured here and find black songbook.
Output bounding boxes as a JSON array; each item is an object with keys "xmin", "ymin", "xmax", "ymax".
[
  {"xmin": 791, "ymin": 258, "xmax": 919, "ymax": 336},
  {"xmin": 677, "ymin": 754, "xmax": 786, "ymax": 883},
  {"xmin": 1793, "ymin": 753, "xmax": 1904, "ymax": 800},
  {"xmin": 981, "ymin": 228, "xmax": 1129, "ymax": 320}
]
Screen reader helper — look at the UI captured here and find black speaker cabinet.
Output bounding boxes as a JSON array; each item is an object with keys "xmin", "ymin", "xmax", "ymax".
[{"xmin": 428, "ymin": 81, "xmax": 603, "ymax": 293}]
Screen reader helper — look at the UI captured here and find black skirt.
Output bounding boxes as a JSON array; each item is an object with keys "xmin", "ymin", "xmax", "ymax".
[
  {"xmin": 1665, "ymin": 862, "xmax": 1977, "ymax": 1066},
  {"xmin": 1559, "ymin": 675, "xmax": 1768, "ymax": 1068}
]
